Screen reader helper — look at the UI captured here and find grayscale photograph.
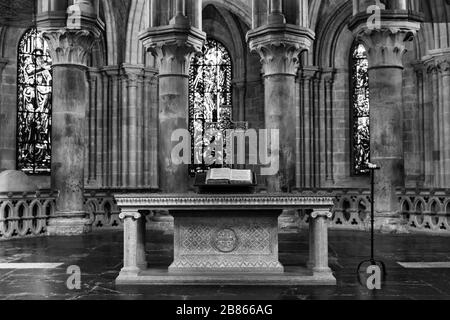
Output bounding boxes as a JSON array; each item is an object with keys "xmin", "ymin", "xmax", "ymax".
[{"xmin": 0, "ymin": 0, "xmax": 449, "ymax": 308}]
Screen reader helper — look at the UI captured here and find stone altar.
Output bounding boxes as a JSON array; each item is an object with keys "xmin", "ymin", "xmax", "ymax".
[{"xmin": 114, "ymin": 194, "xmax": 336, "ymax": 286}]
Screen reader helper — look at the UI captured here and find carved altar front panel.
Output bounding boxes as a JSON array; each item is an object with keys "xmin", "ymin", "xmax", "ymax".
[{"xmin": 169, "ymin": 211, "xmax": 283, "ymax": 273}]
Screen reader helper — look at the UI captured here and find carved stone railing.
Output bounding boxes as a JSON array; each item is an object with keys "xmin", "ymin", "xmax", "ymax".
[
  {"xmin": 399, "ymin": 189, "xmax": 450, "ymax": 235},
  {"xmin": 0, "ymin": 190, "xmax": 57, "ymax": 241},
  {"xmin": 296, "ymin": 190, "xmax": 371, "ymax": 231},
  {"xmin": 2, "ymin": 188, "xmax": 450, "ymax": 240},
  {"xmin": 84, "ymin": 190, "xmax": 122, "ymax": 230}
]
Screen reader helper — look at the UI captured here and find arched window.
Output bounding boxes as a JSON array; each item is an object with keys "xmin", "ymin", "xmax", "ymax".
[
  {"xmin": 189, "ymin": 38, "xmax": 232, "ymax": 174},
  {"xmin": 350, "ymin": 43, "xmax": 370, "ymax": 175},
  {"xmin": 17, "ymin": 28, "xmax": 53, "ymax": 174}
]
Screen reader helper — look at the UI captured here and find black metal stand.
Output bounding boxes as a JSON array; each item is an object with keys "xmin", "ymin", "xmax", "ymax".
[{"xmin": 357, "ymin": 164, "xmax": 387, "ymax": 284}]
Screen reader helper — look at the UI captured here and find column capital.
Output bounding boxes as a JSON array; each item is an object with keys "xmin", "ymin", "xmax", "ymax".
[
  {"xmin": 247, "ymin": 24, "xmax": 315, "ymax": 77},
  {"xmin": 424, "ymin": 60, "xmax": 439, "ymax": 75},
  {"xmin": 350, "ymin": 12, "xmax": 421, "ymax": 69},
  {"xmin": 41, "ymin": 29, "xmax": 100, "ymax": 67},
  {"xmin": 119, "ymin": 210, "xmax": 142, "ymax": 220},
  {"xmin": 139, "ymin": 25, "xmax": 206, "ymax": 76},
  {"xmin": 122, "ymin": 64, "xmax": 145, "ymax": 82},
  {"xmin": 438, "ymin": 59, "xmax": 450, "ymax": 76},
  {"xmin": 423, "ymin": 49, "xmax": 450, "ymax": 76},
  {"xmin": 356, "ymin": 28, "xmax": 418, "ymax": 69},
  {"xmin": 310, "ymin": 211, "xmax": 333, "ymax": 220},
  {"xmin": 430, "ymin": 49, "xmax": 450, "ymax": 76}
]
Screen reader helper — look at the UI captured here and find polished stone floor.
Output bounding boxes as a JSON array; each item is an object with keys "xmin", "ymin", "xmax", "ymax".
[{"xmin": 0, "ymin": 230, "xmax": 450, "ymax": 300}]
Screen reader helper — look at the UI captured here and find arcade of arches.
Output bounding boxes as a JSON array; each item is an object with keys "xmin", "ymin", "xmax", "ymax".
[{"xmin": 0, "ymin": 0, "xmax": 450, "ymax": 236}]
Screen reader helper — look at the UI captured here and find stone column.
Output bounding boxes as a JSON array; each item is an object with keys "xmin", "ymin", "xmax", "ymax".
[
  {"xmin": 350, "ymin": 13, "xmax": 421, "ymax": 232},
  {"xmin": 247, "ymin": 26, "xmax": 314, "ymax": 192},
  {"xmin": 87, "ymin": 68, "xmax": 101, "ymax": 187},
  {"xmin": 140, "ymin": 24, "xmax": 205, "ymax": 193},
  {"xmin": 118, "ymin": 211, "xmax": 147, "ymax": 276},
  {"xmin": 0, "ymin": 58, "xmax": 10, "ymax": 171},
  {"xmin": 309, "ymin": 210, "xmax": 333, "ymax": 275},
  {"xmin": 122, "ymin": 65, "xmax": 144, "ymax": 188},
  {"xmin": 41, "ymin": 29, "xmax": 100, "ymax": 235}
]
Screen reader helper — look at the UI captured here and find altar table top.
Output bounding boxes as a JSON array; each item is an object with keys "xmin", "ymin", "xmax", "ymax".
[{"xmin": 114, "ymin": 193, "xmax": 334, "ymax": 211}]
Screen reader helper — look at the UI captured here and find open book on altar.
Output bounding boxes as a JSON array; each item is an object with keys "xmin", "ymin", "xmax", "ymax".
[{"xmin": 206, "ymin": 168, "xmax": 254, "ymax": 185}]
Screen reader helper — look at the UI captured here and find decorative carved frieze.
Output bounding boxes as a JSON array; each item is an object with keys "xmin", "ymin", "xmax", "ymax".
[{"xmin": 114, "ymin": 194, "xmax": 335, "ymax": 212}]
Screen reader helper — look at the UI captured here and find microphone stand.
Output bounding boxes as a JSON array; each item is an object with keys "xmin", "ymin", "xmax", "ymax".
[{"xmin": 357, "ymin": 163, "xmax": 386, "ymax": 283}]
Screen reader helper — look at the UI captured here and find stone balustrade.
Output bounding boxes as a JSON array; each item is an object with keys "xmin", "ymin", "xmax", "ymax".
[
  {"xmin": 85, "ymin": 191, "xmax": 122, "ymax": 229},
  {"xmin": 2, "ymin": 188, "xmax": 450, "ymax": 240},
  {"xmin": 0, "ymin": 190, "xmax": 57, "ymax": 240},
  {"xmin": 399, "ymin": 189, "xmax": 450, "ymax": 234}
]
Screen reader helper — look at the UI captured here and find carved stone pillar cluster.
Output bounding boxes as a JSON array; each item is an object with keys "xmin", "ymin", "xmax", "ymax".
[
  {"xmin": 422, "ymin": 50, "xmax": 450, "ymax": 188},
  {"xmin": 85, "ymin": 65, "xmax": 158, "ymax": 190},
  {"xmin": 140, "ymin": 15, "xmax": 206, "ymax": 193},
  {"xmin": 296, "ymin": 67, "xmax": 335, "ymax": 190},
  {"xmin": 350, "ymin": 10, "xmax": 421, "ymax": 232}
]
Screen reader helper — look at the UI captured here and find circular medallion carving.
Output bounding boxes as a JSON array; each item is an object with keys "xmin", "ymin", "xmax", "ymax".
[{"xmin": 213, "ymin": 228, "xmax": 238, "ymax": 253}]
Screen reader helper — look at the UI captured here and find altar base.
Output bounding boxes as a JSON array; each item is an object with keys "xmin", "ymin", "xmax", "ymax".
[{"xmin": 116, "ymin": 267, "xmax": 336, "ymax": 286}]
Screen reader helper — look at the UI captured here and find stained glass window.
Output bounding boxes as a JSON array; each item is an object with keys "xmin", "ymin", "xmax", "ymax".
[
  {"xmin": 189, "ymin": 39, "xmax": 232, "ymax": 175},
  {"xmin": 17, "ymin": 28, "xmax": 53, "ymax": 174},
  {"xmin": 351, "ymin": 43, "xmax": 370, "ymax": 175}
]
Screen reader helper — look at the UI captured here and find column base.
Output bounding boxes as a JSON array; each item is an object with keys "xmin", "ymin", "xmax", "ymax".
[
  {"xmin": 47, "ymin": 215, "xmax": 92, "ymax": 236},
  {"xmin": 118, "ymin": 266, "xmax": 143, "ymax": 278}
]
